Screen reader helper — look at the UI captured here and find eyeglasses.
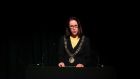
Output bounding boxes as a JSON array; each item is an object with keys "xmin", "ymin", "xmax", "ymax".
[{"xmin": 69, "ymin": 25, "xmax": 78, "ymax": 29}]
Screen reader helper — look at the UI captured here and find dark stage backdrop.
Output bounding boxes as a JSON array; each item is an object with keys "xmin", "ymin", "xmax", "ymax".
[{"xmin": 1, "ymin": 12, "xmax": 124, "ymax": 79}]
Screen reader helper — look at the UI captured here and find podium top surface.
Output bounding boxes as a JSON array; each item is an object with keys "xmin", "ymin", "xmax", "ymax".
[{"xmin": 26, "ymin": 65, "xmax": 117, "ymax": 79}]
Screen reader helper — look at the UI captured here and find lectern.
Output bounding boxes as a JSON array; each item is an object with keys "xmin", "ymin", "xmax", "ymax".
[{"xmin": 26, "ymin": 65, "xmax": 117, "ymax": 79}]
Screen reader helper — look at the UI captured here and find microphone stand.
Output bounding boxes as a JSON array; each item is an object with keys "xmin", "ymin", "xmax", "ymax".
[{"xmin": 96, "ymin": 55, "xmax": 104, "ymax": 71}]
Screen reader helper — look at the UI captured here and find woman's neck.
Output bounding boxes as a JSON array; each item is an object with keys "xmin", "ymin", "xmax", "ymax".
[{"xmin": 70, "ymin": 35, "xmax": 79, "ymax": 38}]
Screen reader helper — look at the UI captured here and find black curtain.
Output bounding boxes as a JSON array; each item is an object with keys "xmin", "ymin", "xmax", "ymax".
[{"xmin": 1, "ymin": 13, "xmax": 123, "ymax": 79}]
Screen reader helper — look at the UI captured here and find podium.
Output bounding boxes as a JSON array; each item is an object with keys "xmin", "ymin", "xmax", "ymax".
[{"xmin": 26, "ymin": 65, "xmax": 117, "ymax": 79}]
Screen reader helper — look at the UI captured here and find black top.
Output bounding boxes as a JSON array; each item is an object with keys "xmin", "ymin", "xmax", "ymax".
[{"xmin": 57, "ymin": 35, "xmax": 91, "ymax": 67}]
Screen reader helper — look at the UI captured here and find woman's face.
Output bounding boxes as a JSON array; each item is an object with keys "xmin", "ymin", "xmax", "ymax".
[{"xmin": 69, "ymin": 20, "xmax": 79, "ymax": 36}]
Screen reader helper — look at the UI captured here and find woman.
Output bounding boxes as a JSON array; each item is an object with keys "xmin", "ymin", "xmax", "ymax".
[{"xmin": 58, "ymin": 17, "xmax": 91, "ymax": 68}]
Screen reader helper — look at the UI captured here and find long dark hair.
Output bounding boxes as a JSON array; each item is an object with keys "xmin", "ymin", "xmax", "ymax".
[{"xmin": 65, "ymin": 16, "xmax": 83, "ymax": 38}]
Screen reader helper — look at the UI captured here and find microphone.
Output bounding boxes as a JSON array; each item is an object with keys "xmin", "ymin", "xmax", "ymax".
[{"xmin": 96, "ymin": 55, "xmax": 104, "ymax": 71}]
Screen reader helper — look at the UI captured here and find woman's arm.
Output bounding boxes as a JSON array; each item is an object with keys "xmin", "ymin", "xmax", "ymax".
[
  {"xmin": 76, "ymin": 37, "xmax": 91, "ymax": 67},
  {"xmin": 57, "ymin": 36, "xmax": 66, "ymax": 67}
]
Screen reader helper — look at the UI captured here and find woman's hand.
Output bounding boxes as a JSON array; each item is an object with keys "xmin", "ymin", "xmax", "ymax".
[
  {"xmin": 76, "ymin": 64, "xmax": 84, "ymax": 68},
  {"xmin": 58, "ymin": 62, "xmax": 65, "ymax": 67}
]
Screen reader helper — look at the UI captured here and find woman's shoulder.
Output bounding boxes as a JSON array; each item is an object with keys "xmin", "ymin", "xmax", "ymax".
[{"xmin": 82, "ymin": 35, "xmax": 90, "ymax": 41}]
